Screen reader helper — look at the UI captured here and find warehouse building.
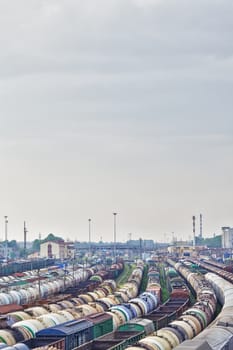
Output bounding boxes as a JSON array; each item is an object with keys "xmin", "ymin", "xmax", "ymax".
[
  {"xmin": 222, "ymin": 227, "xmax": 233, "ymax": 248},
  {"xmin": 40, "ymin": 239, "xmax": 75, "ymax": 259}
]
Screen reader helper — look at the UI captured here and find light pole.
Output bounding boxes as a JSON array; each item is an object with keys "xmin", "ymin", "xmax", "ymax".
[
  {"xmin": 72, "ymin": 258, "xmax": 75, "ymax": 287},
  {"xmin": 4, "ymin": 216, "xmax": 8, "ymax": 262},
  {"xmin": 24, "ymin": 221, "xmax": 27, "ymax": 258},
  {"xmin": 88, "ymin": 218, "xmax": 91, "ymax": 255},
  {"xmin": 37, "ymin": 267, "xmax": 41, "ymax": 299},
  {"xmin": 113, "ymin": 212, "xmax": 117, "ymax": 262}
]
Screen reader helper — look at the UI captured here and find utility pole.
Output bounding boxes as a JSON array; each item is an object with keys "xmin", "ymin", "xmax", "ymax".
[
  {"xmin": 24, "ymin": 221, "xmax": 27, "ymax": 258},
  {"xmin": 139, "ymin": 238, "xmax": 142, "ymax": 260},
  {"xmin": 63, "ymin": 264, "xmax": 66, "ymax": 291},
  {"xmin": 37, "ymin": 267, "xmax": 41, "ymax": 299},
  {"xmin": 72, "ymin": 258, "xmax": 75, "ymax": 287},
  {"xmin": 113, "ymin": 212, "xmax": 117, "ymax": 262},
  {"xmin": 88, "ymin": 218, "xmax": 91, "ymax": 255},
  {"xmin": 4, "ymin": 216, "xmax": 8, "ymax": 262}
]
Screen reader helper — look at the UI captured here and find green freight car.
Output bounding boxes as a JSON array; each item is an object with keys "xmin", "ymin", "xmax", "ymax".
[
  {"xmin": 118, "ymin": 318, "xmax": 154, "ymax": 335},
  {"xmin": 86, "ymin": 313, "xmax": 113, "ymax": 338}
]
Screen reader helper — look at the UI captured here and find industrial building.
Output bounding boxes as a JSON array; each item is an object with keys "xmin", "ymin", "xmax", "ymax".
[
  {"xmin": 168, "ymin": 242, "xmax": 194, "ymax": 256},
  {"xmin": 222, "ymin": 227, "xmax": 233, "ymax": 248},
  {"xmin": 40, "ymin": 239, "xmax": 75, "ymax": 260}
]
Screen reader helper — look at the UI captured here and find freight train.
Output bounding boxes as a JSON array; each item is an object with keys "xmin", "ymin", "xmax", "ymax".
[
  {"xmin": 0, "ymin": 290, "xmax": 158, "ymax": 349},
  {"xmin": 174, "ymin": 272, "xmax": 233, "ymax": 349},
  {"xmin": 0, "ymin": 263, "xmax": 155, "ymax": 346},
  {"xmin": 0, "ymin": 262, "xmax": 123, "ymax": 290},
  {"xmin": 0, "ymin": 262, "xmax": 124, "ymax": 306},
  {"xmin": 166, "ymin": 266, "xmax": 190, "ymax": 300},
  {"xmin": 201, "ymin": 259, "xmax": 232, "ymax": 272},
  {"xmin": 0, "ymin": 259, "xmax": 56, "ymax": 277},
  {"xmin": 142, "ymin": 264, "xmax": 190, "ymax": 331},
  {"xmin": 188, "ymin": 258, "xmax": 233, "ymax": 284},
  {"xmin": 0, "ymin": 328, "xmax": 149, "ymax": 350},
  {"xmin": 145, "ymin": 266, "xmax": 161, "ymax": 302},
  {"xmin": 125, "ymin": 260, "xmax": 217, "ymax": 350}
]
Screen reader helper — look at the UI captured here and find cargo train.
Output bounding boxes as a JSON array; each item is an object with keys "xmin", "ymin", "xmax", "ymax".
[
  {"xmin": 201, "ymin": 259, "xmax": 232, "ymax": 272},
  {"xmin": 0, "ymin": 290, "xmax": 158, "ymax": 349},
  {"xmin": 166, "ymin": 266, "xmax": 190, "ymax": 300},
  {"xmin": 145, "ymin": 266, "xmax": 161, "ymax": 302},
  {"xmin": 0, "ymin": 259, "xmax": 56, "ymax": 277},
  {"xmin": 1, "ymin": 315, "xmax": 155, "ymax": 350},
  {"xmin": 125, "ymin": 260, "xmax": 217, "ymax": 350},
  {"xmin": 0, "ymin": 263, "xmax": 155, "ymax": 346},
  {"xmin": 0, "ymin": 329, "xmax": 147, "ymax": 350},
  {"xmin": 174, "ymin": 272, "xmax": 233, "ymax": 349},
  {"xmin": 142, "ymin": 264, "xmax": 190, "ymax": 331},
  {"xmin": 188, "ymin": 257, "xmax": 233, "ymax": 284},
  {"xmin": 0, "ymin": 265, "xmax": 108, "ymax": 306},
  {"xmin": 0, "ymin": 262, "xmax": 125, "ymax": 307}
]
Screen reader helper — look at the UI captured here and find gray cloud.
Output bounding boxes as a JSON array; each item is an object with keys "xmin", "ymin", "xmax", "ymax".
[{"xmin": 0, "ymin": 0, "xmax": 232, "ymax": 242}]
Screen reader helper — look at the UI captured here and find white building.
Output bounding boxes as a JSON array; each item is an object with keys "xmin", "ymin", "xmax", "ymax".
[
  {"xmin": 40, "ymin": 240, "xmax": 75, "ymax": 260},
  {"xmin": 222, "ymin": 227, "xmax": 233, "ymax": 248}
]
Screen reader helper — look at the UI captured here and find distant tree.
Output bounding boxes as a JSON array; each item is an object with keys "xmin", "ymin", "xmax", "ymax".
[
  {"xmin": 30, "ymin": 233, "xmax": 64, "ymax": 254},
  {"xmin": 19, "ymin": 247, "xmax": 30, "ymax": 257},
  {"xmin": 44, "ymin": 233, "xmax": 63, "ymax": 242},
  {"xmin": 8, "ymin": 240, "xmax": 18, "ymax": 249},
  {"xmin": 32, "ymin": 239, "xmax": 41, "ymax": 252},
  {"xmin": 196, "ymin": 235, "xmax": 221, "ymax": 248}
]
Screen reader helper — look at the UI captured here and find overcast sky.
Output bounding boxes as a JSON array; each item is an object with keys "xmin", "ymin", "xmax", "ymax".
[{"xmin": 0, "ymin": 0, "xmax": 232, "ymax": 243}]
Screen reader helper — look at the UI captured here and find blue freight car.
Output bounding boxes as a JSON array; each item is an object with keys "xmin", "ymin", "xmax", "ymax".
[{"xmin": 36, "ymin": 319, "xmax": 93, "ymax": 350}]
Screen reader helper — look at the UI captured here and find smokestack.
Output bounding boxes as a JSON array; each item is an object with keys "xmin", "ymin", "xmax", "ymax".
[
  {"xmin": 192, "ymin": 216, "xmax": 196, "ymax": 247},
  {"xmin": 24, "ymin": 221, "xmax": 27, "ymax": 257},
  {"xmin": 200, "ymin": 214, "xmax": 203, "ymax": 238}
]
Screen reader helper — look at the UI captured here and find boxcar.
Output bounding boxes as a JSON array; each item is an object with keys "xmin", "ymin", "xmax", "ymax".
[
  {"xmin": 118, "ymin": 318, "xmax": 154, "ymax": 335},
  {"xmin": 36, "ymin": 319, "xmax": 93, "ymax": 350},
  {"xmin": 85, "ymin": 313, "xmax": 113, "ymax": 338}
]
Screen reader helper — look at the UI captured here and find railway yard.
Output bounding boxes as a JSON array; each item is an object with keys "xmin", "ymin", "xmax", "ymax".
[{"xmin": 0, "ymin": 257, "xmax": 232, "ymax": 350}]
